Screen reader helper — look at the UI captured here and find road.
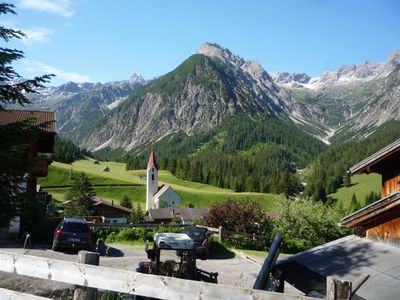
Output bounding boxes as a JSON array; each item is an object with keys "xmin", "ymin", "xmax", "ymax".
[{"xmin": 0, "ymin": 243, "xmax": 262, "ymax": 298}]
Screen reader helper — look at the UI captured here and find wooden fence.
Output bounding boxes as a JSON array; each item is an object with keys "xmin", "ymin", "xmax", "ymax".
[{"xmin": 0, "ymin": 250, "xmax": 319, "ymax": 300}]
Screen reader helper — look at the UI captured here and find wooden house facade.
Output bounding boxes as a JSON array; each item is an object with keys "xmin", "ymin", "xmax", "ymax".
[
  {"xmin": 341, "ymin": 139, "xmax": 400, "ymax": 244},
  {"xmin": 0, "ymin": 110, "xmax": 56, "ymax": 237}
]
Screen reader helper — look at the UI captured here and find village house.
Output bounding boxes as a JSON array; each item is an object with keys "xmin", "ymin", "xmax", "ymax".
[
  {"xmin": 275, "ymin": 138, "xmax": 400, "ymax": 299},
  {"xmin": 0, "ymin": 110, "xmax": 56, "ymax": 238},
  {"xmin": 90, "ymin": 197, "xmax": 133, "ymax": 224}
]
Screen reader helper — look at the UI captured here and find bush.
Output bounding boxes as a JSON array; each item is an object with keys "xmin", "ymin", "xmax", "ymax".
[{"xmin": 274, "ymin": 196, "xmax": 349, "ymax": 253}]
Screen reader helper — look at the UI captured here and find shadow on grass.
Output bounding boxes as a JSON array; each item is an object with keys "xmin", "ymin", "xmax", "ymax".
[{"xmin": 208, "ymin": 241, "xmax": 235, "ymax": 259}]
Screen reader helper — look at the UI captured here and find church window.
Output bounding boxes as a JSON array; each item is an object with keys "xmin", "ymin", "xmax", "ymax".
[
  {"xmin": 152, "ymin": 174, "xmax": 154, "ymax": 181},
  {"xmin": 152, "ymin": 167, "xmax": 154, "ymax": 172}
]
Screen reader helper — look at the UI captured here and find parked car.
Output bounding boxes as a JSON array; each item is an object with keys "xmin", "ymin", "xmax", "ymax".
[
  {"xmin": 182, "ymin": 227, "xmax": 210, "ymax": 259},
  {"xmin": 52, "ymin": 218, "xmax": 92, "ymax": 251}
]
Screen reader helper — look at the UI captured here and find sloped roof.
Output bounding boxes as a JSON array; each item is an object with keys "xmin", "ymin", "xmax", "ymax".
[
  {"xmin": 350, "ymin": 138, "xmax": 400, "ymax": 174},
  {"xmin": 90, "ymin": 197, "xmax": 133, "ymax": 213},
  {"xmin": 276, "ymin": 235, "xmax": 400, "ymax": 299},
  {"xmin": 340, "ymin": 191, "xmax": 400, "ymax": 228},
  {"xmin": 154, "ymin": 185, "xmax": 171, "ymax": 198},
  {"xmin": 147, "ymin": 148, "xmax": 158, "ymax": 170},
  {"xmin": 0, "ymin": 109, "xmax": 56, "ymax": 133}
]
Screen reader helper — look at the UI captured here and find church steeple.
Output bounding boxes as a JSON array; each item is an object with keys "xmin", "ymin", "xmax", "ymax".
[
  {"xmin": 147, "ymin": 147, "xmax": 158, "ymax": 170},
  {"xmin": 146, "ymin": 147, "xmax": 158, "ymax": 211}
]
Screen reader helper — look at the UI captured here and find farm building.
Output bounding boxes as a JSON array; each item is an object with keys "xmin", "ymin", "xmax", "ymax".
[
  {"xmin": 90, "ymin": 197, "xmax": 133, "ymax": 224},
  {"xmin": 275, "ymin": 138, "xmax": 400, "ymax": 299}
]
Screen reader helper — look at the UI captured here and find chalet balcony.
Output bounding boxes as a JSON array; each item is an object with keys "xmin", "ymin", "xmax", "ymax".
[{"xmin": 31, "ymin": 159, "xmax": 50, "ymax": 177}]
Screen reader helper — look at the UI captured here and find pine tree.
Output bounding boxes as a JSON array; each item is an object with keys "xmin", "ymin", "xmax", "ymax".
[
  {"xmin": 132, "ymin": 203, "xmax": 144, "ymax": 224},
  {"xmin": 343, "ymin": 171, "xmax": 351, "ymax": 187},
  {"xmin": 350, "ymin": 193, "xmax": 361, "ymax": 212},
  {"xmin": 120, "ymin": 195, "xmax": 132, "ymax": 209},
  {"xmin": 64, "ymin": 173, "xmax": 95, "ymax": 217},
  {"xmin": 0, "ymin": 3, "xmax": 53, "ymax": 228}
]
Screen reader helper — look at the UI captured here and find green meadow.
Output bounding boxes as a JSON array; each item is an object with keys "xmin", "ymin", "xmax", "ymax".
[
  {"xmin": 39, "ymin": 158, "xmax": 277, "ymax": 210},
  {"xmin": 329, "ymin": 173, "xmax": 381, "ymax": 208}
]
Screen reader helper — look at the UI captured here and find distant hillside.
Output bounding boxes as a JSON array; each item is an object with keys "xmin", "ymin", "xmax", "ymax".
[{"xmin": 304, "ymin": 121, "xmax": 400, "ymax": 202}]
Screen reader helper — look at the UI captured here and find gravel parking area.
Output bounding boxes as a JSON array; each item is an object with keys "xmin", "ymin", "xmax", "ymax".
[{"xmin": 0, "ymin": 242, "xmax": 262, "ymax": 298}]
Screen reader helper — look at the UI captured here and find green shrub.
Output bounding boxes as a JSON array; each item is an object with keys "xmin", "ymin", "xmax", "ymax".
[{"xmin": 91, "ymin": 226, "xmax": 185, "ymax": 244}]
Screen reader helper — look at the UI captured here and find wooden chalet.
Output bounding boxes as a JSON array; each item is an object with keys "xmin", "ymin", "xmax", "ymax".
[
  {"xmin": 0, "ymin": 109, "xmax": 56, "ymax": 195},
  {"xmin": 90, "ymin": 197, "xmax": 133, "ymax": 224},
  {"xmin": 341, "ymin": 138, "xmax": 400, "ymax": 244},
  {"xmin": 0, "ymin": 110, "xmax": 56, "ymax": 237},
  {"xmin": 274, "ymin": 139, "xmax": 400, "ymax": 299}
]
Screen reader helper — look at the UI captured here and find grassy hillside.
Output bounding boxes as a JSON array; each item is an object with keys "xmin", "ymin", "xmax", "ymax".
[
  {"xmin": 39, "ymin": 159, "xmax": 277, "ymax": 210},
  {"xmin": 329, "ymin": 173, "xmax": 381, "ymax": 208}
]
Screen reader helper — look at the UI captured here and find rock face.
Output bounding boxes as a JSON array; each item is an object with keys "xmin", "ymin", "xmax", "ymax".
[
  {"xmin": 24, "ymin": 43, "xmax": 400, "ymax": 149},
  {"xmin": 83, "ymin": 52, "xmax": 286, "ymax": 151},
  {"xmin": 271, "ymin": 49, "xmax": 400, "ymax": 140},
  {"xmin": 25, "ymin": 74, "xmax": 145, "ymax": 143}
]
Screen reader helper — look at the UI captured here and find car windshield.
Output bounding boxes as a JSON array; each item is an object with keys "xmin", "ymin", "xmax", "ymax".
[{"xmin": 62, "ymin": 222, "xmax": 89, "ymax": 233}]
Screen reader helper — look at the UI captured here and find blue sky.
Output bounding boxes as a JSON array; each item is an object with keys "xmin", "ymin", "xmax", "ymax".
[{"xmin": 4, "ymin": 0, "xmax": 400, "ymax": 85}]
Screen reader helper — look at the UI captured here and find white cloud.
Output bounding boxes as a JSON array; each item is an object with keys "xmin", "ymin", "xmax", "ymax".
[
  {"xmin": 21, "ymin": 28, "xmax": 53, "ymax": 45},
  {"xmin": 18, "ymin": 0, "xmax": 73, "ymax": 17},
  {"xmin": 23, "ymin": 60, "xmax": 92, "ymax": 83}
]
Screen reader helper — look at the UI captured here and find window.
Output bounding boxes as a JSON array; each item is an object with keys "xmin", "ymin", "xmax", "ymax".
[{"xmin": 151, "ymin": 174, "xmax": 154, "ymax": 181}]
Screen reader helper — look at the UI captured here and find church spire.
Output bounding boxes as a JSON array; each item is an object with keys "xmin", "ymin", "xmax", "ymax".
[{"xmin": 147, "ymin": 147, "xmax": 158, "ymax": 170}]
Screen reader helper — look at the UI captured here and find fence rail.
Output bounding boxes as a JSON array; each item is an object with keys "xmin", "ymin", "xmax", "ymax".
[
  {"xmin": 0, "ymin": 250, "xmax": 317, "ymax": 300},
  {"xmin": 0, "ymin": 287, "xmax": 51, "ymax": 300}
]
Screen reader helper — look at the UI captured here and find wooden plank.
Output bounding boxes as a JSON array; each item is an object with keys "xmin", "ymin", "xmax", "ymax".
[
  {"xmin": 326, "ymin": 277, "xmax": 351, "ymax": 300},
  {"xmin": 0, "ymin": 250, "xmax": 315, "ymax": 300},
  {"xmin": 0, "ymin": 287, "xmax": 51, "ymax": 300},
  {"xmin": 351, "ymin": 274, "xmax": 369, "ymax": 297}
]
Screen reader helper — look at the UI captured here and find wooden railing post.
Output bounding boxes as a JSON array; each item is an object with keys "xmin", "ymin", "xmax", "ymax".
[
  {"xmin": 326, "ymin": 277, "xmax": 352, "ymax": 300},
  {"xmin": 218, "ymin": 226, "xmax": 223, "ymax": 242},
  {"xmin": 74, "ymin": 251, "xmax": 99, "ymax": 300}
]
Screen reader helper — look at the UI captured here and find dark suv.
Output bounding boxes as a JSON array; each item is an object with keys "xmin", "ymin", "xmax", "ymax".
[
  {"xmin": 182, "ymin": 227, "xmax": 210, "ymax": 259},
  {"xmin": 52, "ymin": 218, "xmax": 92, "ymax": 251}
]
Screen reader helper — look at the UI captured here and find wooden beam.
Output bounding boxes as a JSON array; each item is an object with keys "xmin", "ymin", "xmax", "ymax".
[
  {"xmin": 73, "ymin": 251, "xmax": 99, "ymax": 300},
  {"xmin": 326, "ymin": 277, "xmax": 351, "ymax": 300},
  {"xmin": 0, "ymin": 251, "xmax": 316, "ymax": 300},
  {"xmin": 0, "ymin": 288, "xmax": 51, "ymax": 300}
]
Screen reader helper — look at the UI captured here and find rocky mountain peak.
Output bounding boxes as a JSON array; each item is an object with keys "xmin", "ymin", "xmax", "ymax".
[
  {"xmin": 129, "ymin": 73, "xmax": 145, "ymax": 84},
  {"xmin": 271, "ymin": 72, "xmax": 311, "ymax": 85},
  {"xmin": 197, "ymin": 42, "xmax": 245, "ymax": 66},
  {"xmin": 387, "ymin": 49, "xmax": 400, "ymax": 68}
]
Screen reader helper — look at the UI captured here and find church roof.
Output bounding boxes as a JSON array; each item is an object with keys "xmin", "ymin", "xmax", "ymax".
[
  {"xmin": 154, "ymin": 185, "xmax": 171, "ymax": 198},
  {"xmin": 147, "ymin": 148, "xmax": 158, "ymax": 170}
]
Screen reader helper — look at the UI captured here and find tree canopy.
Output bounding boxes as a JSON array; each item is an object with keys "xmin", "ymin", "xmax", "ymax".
[{"xmin": 64, "ymin": 173, "xmax": 95, "ymax": 217}]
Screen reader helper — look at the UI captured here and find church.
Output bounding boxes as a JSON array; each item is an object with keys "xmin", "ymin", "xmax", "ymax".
[{"xmin": 146, "ymin": 148, "xmax": 181, "ymax": 211}]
